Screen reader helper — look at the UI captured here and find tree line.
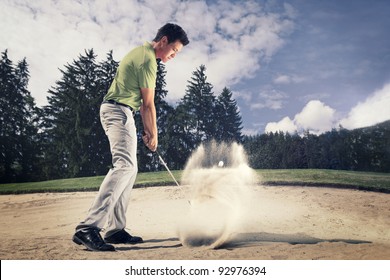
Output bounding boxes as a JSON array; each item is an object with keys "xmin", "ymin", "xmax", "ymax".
[
  {"xmin": 243, "ymin": 122, "xmax": 390, "ymax": 172},
  {"xmin": 1, "ymin": 49, "xmax": 389, "ymax": 183}
]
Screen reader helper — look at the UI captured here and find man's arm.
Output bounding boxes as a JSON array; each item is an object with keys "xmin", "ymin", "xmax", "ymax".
[{"xmin": 140, "ymin": 87, "xmax": 158, "ymax": 151}]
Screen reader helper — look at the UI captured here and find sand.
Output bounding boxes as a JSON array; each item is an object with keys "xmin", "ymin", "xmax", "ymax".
[{"xmin": 1, "ymin": 185, "xmax": 389, "ymax": 260}]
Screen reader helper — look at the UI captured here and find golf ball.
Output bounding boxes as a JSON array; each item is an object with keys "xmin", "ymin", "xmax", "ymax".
[{"xmin": 218, "ymin": 161, "xmax": 224, "ymax": 167}]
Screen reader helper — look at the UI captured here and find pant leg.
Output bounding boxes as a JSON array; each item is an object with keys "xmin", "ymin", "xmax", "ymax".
[
  {"xmin": 104, "ymin": 173, "xmax": 136, "ymax": 237},
  {"xmin": 76, "ymin": 103, "xmax": 137, "ymax": 232},
  {"xmin": 104, "ymin": 153, "xmax": 138, "ymax": 236}
]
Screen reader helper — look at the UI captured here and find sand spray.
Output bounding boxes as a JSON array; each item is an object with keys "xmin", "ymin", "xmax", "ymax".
[
  {"xmin": 177, "ymin": 141, "xmax": 257, "ymax": 248},
  {"xmin": 175, "ymin": 141, "xmax": 390, "ymax": 248}
]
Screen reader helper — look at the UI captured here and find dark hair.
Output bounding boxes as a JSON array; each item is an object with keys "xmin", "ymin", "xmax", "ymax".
[{"xmin": 153, "ymin": 23, "xmax": 189, "ymax": 46}]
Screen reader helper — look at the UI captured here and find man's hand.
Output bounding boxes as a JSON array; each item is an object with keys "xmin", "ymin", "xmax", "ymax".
[{"xmin": 142, "ymin": 131, "xmax": 157, "ymax": 152}]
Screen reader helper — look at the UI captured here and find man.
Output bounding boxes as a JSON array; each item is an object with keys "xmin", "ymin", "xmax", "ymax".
[{"xmin": 73, "ymin": 23, "xmax": 189, "ymax": 251}]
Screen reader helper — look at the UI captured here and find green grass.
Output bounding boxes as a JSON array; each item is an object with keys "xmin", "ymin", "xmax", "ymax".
[
  {"xmin": 256, "ymin": 169, "xmax": 390, "ymax": 193},
  {"xmin": 0, "ymin": 169, "xmax": 389, "ymax": 195},
  {"xmin": 0, "ymin": 171, "xmax": 184, "ymax": 194}
]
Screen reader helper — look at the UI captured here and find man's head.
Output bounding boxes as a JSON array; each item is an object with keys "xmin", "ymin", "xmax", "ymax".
[
  {"xmin": 153, "ymin": 23, "xmax": 189, "ymax": 46},
  {"xmin": 153, "ymin": 23, "xmax": 189, "ymax": 63}
]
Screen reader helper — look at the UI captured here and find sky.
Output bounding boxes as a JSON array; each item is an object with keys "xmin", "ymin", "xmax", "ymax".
[{"xmin": 1, "ymin": 0, "xmax": 390, "ymax": 135}]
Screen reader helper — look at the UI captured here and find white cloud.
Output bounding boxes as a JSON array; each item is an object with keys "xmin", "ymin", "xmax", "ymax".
[
  {"xmin": 165, "ymin": 0, "xmax": 295, "ymax": 101},
  {"xmin": 294, "ymin": 100, "xmax": 336, "ymax": 134},
  {"xmin": 233, "ymin": 90, "xmax": 252, "ymax": 103},
  {"xmin": 264, "ymin": 85, "xmax": 390, "ymax": 135},
  {"xmin": 265, "ymin": 100, "xmax": 336, "ymax": 135},
  {"xmin": 249, "ymin": 89, "xmax": 288, "ymax": 110},
  {"xmin": 1, "ymin": 0, "xmax": 152, "ymax": 106},
  {"xmin": 265, "ymin": 116, "xmax": 297, "ymax": 134},
  {"xmin": 339, "ymin": 83, "xmax": 390, "ymax": 129},
  {"xmin": 0, "ymin": 0, "xmax": 294, "ymax": 106},
  {"xmin": 273, "ymin": 75, "xmax": 291, "ymax": 84},
  {"xmin": 273, "ymin": 74, "xmax": 305, "ymax": 84}
]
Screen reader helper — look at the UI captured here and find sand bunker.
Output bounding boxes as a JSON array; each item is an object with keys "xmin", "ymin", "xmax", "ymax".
[
  {"xmin": 0, "ymin": 141, "xmax": 389, "ymax": 259},
  {"xmin": 0, "ymin": 185, "xmax": 389, "ymax": 259},
  {"xmin": 177, "ymin": 141, "xmax": 257, "ymax": 248}
]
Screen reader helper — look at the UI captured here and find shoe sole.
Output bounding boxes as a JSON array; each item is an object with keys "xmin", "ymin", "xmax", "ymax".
[
  {"xmin": 104, "ymin": 239, "xmax": 144, "ymax": 245},
  {"xmin": 104, "ymin": 240, "xmax": 144, "ymax": 245},
  {"xmin": 72, "ymin": 235, "xmax": 115, "ymax": 252},
  {"xmin": 72, "ymin": 235, "xmax": 83, "ymax": 245}
]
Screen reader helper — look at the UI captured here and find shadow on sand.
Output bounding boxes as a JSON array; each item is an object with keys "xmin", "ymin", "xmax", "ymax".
[
  {"xmin": 217, "ymin": 232, "xmax": 372, "ymax": 249},
  {"xmin": 113, "ymin": 234, "xmax": 371, "ymax": 251},
  {"xmin": 115, "ymin": 238, "xmax": 182, "ymax": 251}
]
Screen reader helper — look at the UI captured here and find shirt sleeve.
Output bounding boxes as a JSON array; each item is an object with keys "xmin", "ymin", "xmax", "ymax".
[{"xmin": 138, "ymin": 59, "xmax": 157, "ymax": 89}]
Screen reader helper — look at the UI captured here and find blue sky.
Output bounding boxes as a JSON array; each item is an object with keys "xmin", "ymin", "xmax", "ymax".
[{"xmin": 1, "ymin": 0, "xmax": 389, "ymax": 135}]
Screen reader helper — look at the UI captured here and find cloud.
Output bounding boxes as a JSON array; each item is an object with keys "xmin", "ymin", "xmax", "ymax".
[
  {"xmin": 265, "ymin": 84, "xmax": 390, "ymax": 135},
  {"xmin": 265, "ymin": 116, "xmax": 297, "ymax": 134},
  {"xmin": 165, "ymin": 0, "xmax": 295, "ymax": 101},
  {"xmin": 294, "ymin": 100, "xmax": 336, "ymax": 134},
  {"xmin": 265, "ymin": 100, "xmax": 336, "ymax": 135},
  {"xmin": 339, "ymin": 83, "xmax": 390, "ymax": 129},
  {"xmin": 0, "ymin": 0, "xmax": 295, "ymax": 106},
  {"xmin": 273, "ymin": 74, "xmax": 305, "ymax": 84},
  {"xmin": 1, "ymin": 0, "xmax": 153, "ymax": 106},
  {"xmin": 250, "ymin": 89, "xmax": 288, "ymax": 110},
  {"xmin": 273, "ymin": 75, "xmax": 291, "ymax": 84}
]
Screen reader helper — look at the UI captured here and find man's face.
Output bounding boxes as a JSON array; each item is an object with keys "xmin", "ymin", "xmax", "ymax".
[{"xmin": 157, "ymin": 37, "xmax": 183, "ymax": 63}]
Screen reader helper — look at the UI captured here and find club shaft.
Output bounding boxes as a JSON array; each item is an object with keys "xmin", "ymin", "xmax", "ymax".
[
  {"xmin": 157, "ymin": 152, "xmax": 180, "ymax": 187},
  {"xmin": 156, "ymin": 150, "xmax": 191, "ymax": 205}
]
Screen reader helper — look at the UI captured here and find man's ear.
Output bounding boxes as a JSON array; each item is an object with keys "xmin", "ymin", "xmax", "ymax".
[{"xmin": 160, "ymin": 35, "xmax": 168, "ymax": 45}]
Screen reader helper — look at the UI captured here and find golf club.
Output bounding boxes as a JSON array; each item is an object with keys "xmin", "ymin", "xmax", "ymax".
[
  {"xmin": 155, "ymin": 150, "xmax": 191, "ymax": 205},
  {"xmin": 156, "ymin": 150, "xmax": 180, "ymax": 187}
]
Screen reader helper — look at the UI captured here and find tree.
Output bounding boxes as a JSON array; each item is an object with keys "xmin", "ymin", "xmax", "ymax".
[
  {"xmin": 215, "ymin": 87, "xmax": 243, "ymax": 142},
  {"xmin": 176, "ymin": 65, "xmax": 217, "ymax": 151},
  {"xmin": 0, "ymin": 50, "xmax": 17, "ymax": 182},
  {"xmin": 0, "ymin": 50, "xmax": 41, "ymax": 182},
  {"xmin": 42, "ymin": 49, "xmax": 111, "ymax": 178},
  {"xmin": 14, "ymin": 58, "xmax": 42, "ymax": 181}
]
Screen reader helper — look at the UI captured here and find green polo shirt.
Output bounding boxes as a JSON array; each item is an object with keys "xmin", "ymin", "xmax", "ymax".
[{"xmin": 104, "ymin": 42, "xmax": 157, "ymax": 111}]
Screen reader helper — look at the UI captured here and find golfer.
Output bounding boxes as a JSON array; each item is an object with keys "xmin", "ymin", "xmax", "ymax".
[{"xmin": 73, "ymin": 23, "xmax": 189, "ymax": 251}]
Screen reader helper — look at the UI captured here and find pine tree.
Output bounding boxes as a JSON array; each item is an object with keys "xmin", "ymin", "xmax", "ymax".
[
  {"xmin": 14, "ymin": 58, "xmax": 42, "ymax": 181},
  {"xmin": 43, "ymin": 49, "xmax": 108, "ymax": 178},
  {"xmin": 215, "ymin": 87, "xmax": 243, "ymax": 143},
  {"xmin": 0, "ymin": 50, "xmax": 40, "ymax": 182},
  {"xmin": 163, "ymin": 103, "xmax": 193, "ymax": 169},
  {"xmin": 177, "ymin": 65, "xmax": 217, "ymax": 148},
  {"xmin": 0, "ymin": 50, "xmax": 18, "ymax": 182}
]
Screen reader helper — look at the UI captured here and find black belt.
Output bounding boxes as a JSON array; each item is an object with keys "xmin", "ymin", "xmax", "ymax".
[{"xmin": 102, "ymin": 99, "xmax": 134, "ymax": 112}]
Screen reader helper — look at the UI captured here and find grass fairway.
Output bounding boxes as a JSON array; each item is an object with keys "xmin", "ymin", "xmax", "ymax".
[
  {"xmin": 257, "ymin": 169, "xmax": 390, "ymax": 193},
  {"xmin": 0, "ymin": 169, "xmax": 389, "ymax": 194}
]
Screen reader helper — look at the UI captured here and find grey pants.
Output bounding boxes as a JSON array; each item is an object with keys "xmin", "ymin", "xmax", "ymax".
[{"xmin": 76, "ymin": 103, "xmax": 138, "ymax": 237}]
